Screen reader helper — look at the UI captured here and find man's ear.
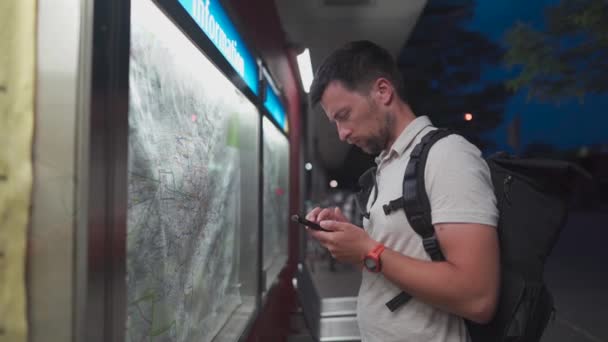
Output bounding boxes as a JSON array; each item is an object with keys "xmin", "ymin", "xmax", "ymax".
[{"xmin": 373, "ymin": 78, "xmax": 394, "ymax": 106}]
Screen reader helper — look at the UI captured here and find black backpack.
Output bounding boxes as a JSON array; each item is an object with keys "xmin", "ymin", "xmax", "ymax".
[{"xmin": 355, "ymin": 129, "xmax": 590, "ymax": 342}]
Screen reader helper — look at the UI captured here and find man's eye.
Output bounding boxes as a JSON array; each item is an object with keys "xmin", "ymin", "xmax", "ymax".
[{"xmin": 336, "ymin": 112, "xmax": 349, "ymax": 121}]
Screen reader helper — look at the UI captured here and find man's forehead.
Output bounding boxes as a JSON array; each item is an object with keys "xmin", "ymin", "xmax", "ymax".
[
  {"xmin": 320, "ymin": 81, "xmax": 354, "ymax": 112},
  {"xmin": 318, "ymin": 102, "xmax": 336, "ymax": 120}
]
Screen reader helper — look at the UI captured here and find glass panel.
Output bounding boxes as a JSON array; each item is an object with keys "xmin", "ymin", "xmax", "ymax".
[
  {"xmin": 262, "ymin": 116, "xmax": 290, "ymax": 290},
  {"xmin": 127, "ymin": 0, "xmax": 259, "ymax": 340}
]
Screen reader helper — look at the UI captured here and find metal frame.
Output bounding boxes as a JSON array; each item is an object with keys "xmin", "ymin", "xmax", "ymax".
[
  {"xmin": 73, "ymin": 0, "xmax": 95, "ymax": 339},
  {"xmin": 84, "ymin": 0, "xmax": 131, "ymax": 340},
  {"xmin": 257, "ymin": 61, "xmax": 267, "ymax": 310}
]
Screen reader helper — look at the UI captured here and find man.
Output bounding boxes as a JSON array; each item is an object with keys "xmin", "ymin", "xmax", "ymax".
[{"xmin": 305, "ymin": 40, "xmax": 500, "ymax": 342}]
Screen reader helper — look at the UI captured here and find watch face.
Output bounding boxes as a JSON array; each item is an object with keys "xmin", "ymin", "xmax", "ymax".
[{"xmin": 364, "ymin": 257, "xmax": 377, "ymax": 270}]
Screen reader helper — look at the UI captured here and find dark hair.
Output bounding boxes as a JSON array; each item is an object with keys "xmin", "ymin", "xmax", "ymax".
[{"xmin": 309, "ymin": 40, "xmax": 406, "ymax": 107}]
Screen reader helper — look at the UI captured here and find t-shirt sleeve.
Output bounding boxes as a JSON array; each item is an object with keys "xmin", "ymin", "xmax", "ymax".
[{"xmin": 424, "ymin": 134, "xmax": 498, "ymax": 227}]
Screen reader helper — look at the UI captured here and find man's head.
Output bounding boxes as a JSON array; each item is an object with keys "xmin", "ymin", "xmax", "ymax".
[{"xmin": 309, "ymin": 41, "xmax": 407, "ymax": 155}]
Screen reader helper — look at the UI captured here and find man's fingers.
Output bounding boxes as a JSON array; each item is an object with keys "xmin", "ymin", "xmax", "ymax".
[
  {"xmin": 320, "ymin": 220, "xmax": 347, "ymax": 232},
  {"xmin": 308, "ymin": 206, "xmax": 349, "ymax": 224},
  {"xmin": 334, "ymin": 207, "xmax": 348, "ymax": 221},
  {"xmin": 309, "ymin": 229, "xmax": 333, "ymax": 246},
  {"xmin": 317, "ymin": 207, "xmax": 334, "ymax": 221},
  {"xmin": 327, "ymin": 246, "xmax": 336, "ymax": 258},
  {"xmin": 306, "ymin": 207, "xmax": 322, "ymax": 221}
]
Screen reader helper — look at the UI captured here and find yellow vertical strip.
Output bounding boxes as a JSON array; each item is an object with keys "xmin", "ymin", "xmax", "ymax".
[{"xmin": 0, "ymin": 0, "xmax": 36, "ymax": 341}]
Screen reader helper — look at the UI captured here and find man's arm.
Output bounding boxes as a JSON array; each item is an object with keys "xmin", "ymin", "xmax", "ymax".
[
  {"xmin": 378, "ymin": 222, "xmax": 500, "ymax": 323},
  {"xmin": 313, "ymin": 218, "xmax": 500, "ymax": 323}
]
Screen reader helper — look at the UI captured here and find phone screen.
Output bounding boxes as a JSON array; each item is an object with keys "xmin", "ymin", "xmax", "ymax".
[{"xmin": 291, "ymin": 214, "xmax": 330, "ymax": 232}]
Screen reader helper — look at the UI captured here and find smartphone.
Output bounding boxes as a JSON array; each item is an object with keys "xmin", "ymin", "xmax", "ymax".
[{"xmin": 291, "ymin": 214, "xmax": 331, "ymax": 232}]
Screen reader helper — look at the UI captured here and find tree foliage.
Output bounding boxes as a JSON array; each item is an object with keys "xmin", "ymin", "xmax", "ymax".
[
  {"xmin": 333, "ymin": 0, "xmax": 513, "ymax": 188},
  {"xmin": 398, "ymin": 0, "xmax": 510, "ymax": 149},
  {"xmin": 504, "ymin": 0, "xmax": 608, "ymax": 102}
]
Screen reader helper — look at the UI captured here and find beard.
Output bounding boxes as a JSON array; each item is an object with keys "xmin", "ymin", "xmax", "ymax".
[
  {"xmin": 358, "ymin": 111, "xmax": 392, "ymax": 155},
  {"xmin": 360, "ymin": 136, "xmax": 385, "ymax": 155}
]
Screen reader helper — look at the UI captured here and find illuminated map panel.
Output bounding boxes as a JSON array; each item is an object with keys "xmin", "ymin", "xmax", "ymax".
[
  {"xmin": 262, "ymin": 116, "xmax": 290, "ymax": 287},
  {"xmin": 127, "ymin": 0, "xmax": 258, "ymax": 340}
]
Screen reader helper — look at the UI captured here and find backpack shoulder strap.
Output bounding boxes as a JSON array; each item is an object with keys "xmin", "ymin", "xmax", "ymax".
[
  {"xmin": 403, "ymin": 128, "xmax": 455, "ymax": 261},
  {"xmin": 385, "ymin": 128, "xmax": 456, "ymax": 312}
]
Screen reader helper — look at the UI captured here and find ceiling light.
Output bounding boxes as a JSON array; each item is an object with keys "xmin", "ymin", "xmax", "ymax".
[{"xmin": 297, "ymin": 48, "xmax": 313, "ymax": 93}]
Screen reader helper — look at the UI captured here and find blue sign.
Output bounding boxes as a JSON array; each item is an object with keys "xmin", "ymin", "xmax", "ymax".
[
  {"xmin": 264, "ymin": 83, "xmax": 288, "ymax": 133},
  {"xmin": 178, "ymin": 0, "xmax": 259, "ymax": 95}
]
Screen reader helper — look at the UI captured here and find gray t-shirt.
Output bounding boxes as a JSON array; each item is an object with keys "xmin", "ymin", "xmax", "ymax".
[{"xmin": 357, "ymin": 116, "xmax": 498, "ymax": 342}]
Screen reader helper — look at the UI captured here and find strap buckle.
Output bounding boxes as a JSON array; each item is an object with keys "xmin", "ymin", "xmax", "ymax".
[
  {"xmin": 383, "ymin": 197, "xmax": 405, "ymax": 215},
  {"xmin": 385, "ymin": 291, "xmax": 412, "ymax": 312}
]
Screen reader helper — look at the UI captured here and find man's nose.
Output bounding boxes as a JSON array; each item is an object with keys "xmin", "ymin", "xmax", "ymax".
[{"xmin": 337, "ymin": 124, "xmax": 352, "ymax": 142}]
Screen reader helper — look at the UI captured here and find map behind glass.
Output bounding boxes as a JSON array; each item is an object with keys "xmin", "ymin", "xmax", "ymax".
[
  {"xmin": 262, "ymin": 117, "xmax": 289, "ymax": 283},
  {"xmin": 127, "ymin": 0, "xmax": 258, "ymax": 340}
]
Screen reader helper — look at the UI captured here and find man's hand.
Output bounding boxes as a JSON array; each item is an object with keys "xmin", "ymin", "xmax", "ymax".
[
  {"xmin": 304, "ymin": 208, "xmax": 377, "ymax": 265},
  {"xmin": 305, "ymin": 206, "xmax": 377, "ymax": 264},
  {"xmin": 306, "ymin": 206, "xmax": 349, "ymax": 223}
]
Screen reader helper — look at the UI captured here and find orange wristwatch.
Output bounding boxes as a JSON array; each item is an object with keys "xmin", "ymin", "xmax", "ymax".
[{"xmin": 363, "ymin": 243, "xmax": 385, "ymax": 273}]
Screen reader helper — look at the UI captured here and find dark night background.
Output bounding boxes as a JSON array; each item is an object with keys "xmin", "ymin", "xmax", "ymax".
[{"xmin": 326, "ymin": 0, "xmax": 608, "ymax": 202}]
